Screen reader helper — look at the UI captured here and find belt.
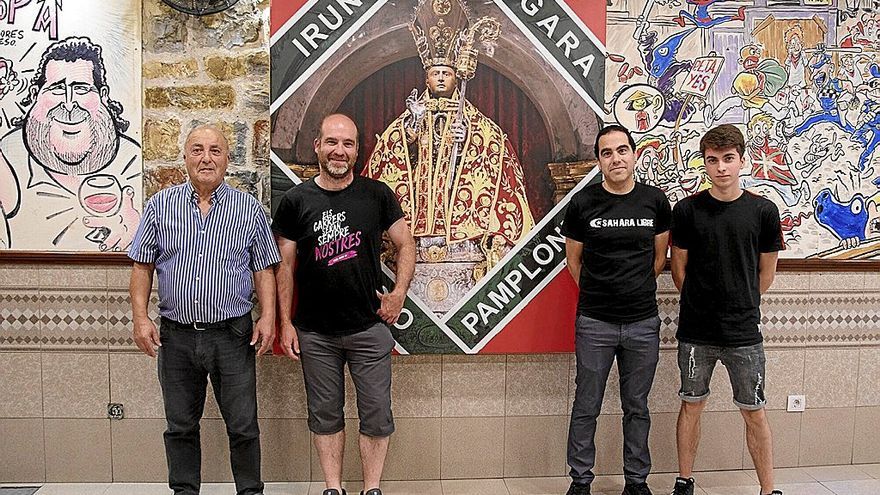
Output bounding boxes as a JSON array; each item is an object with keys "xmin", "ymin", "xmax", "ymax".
[{"xmin": 161, "ymin": 314, "xmax": 246, "ymax": 331}]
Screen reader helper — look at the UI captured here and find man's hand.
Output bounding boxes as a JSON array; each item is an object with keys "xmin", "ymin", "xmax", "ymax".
[
  {"xmin": 83, "ymin": 186, "xmax": 140, "ymax": 252},
  {"xmin": 450, "ymin": 120, "xmax": 467, "ymax": 144},
  {"xmin": 132, "ymin": 315, "xmax": 161, "ymax": 358},
  {"xmin": 376, "ymin": 290, "xmax": 405, "ymax": 325},
  {"xmin": 251, "ymin": 317, "xmax": 275, "ymax": 356},
  {"xmin": 278, "ymin": 321, "xmax": 300, "ymax": 361}
]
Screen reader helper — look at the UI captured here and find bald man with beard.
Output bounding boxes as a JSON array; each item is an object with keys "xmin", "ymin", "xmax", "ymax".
[{"xmin": 0, "ymin": 36, "xmax": 141, "ymax": 251}]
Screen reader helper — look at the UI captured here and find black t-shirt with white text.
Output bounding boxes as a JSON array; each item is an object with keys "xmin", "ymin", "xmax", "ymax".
[
  {"xmin": 272, "ymin": 176, "xmax": 404, "ymax": 335},
  {"xmin": 671, "ymin": 190, "xmax": 784, "ymax": 347},
  {"xmin": 562, "ymin": 182, "xmax": 671, "ymax": 324}
]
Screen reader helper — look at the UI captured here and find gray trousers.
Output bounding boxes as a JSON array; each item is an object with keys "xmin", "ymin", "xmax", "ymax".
[{"xmin": 567, "ymin": 314, "xmax": 660, "ymax": 486}]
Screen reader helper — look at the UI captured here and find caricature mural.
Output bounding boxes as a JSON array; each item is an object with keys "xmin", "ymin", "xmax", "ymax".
[
  {"xmin": 0, "ymin": 2, "xmax": 141, "ymax": 251},
  {"xmin": 607, "ymin": 0, "xmax": 880, "ymax": 259}
]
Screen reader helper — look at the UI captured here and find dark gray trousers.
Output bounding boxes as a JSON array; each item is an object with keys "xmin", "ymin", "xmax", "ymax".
[
  {"xmin": 158, "ymin": 315, "xmax": 263, "ymax": 495},
  {"xmin": 567, "ymin": 314, "xmax": 660, "ymax": 486}
]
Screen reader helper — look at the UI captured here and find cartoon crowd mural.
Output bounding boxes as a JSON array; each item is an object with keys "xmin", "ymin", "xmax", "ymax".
[
  {"xmin": 607, "ymin": 0, "xmax": 880, "ymax": 259},
  {"xmin": 0, "ymin": 1, "xmax": 142, "ymax": 251}
]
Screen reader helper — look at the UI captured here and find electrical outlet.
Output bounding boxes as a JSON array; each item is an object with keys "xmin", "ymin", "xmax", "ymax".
[
  {"xmin": 787, "ymin": 395, "xmax": 805, "ymax": 412},
  {"xmin": 107, "ymin": 403, "xmax": 124, "ymax": 420}
]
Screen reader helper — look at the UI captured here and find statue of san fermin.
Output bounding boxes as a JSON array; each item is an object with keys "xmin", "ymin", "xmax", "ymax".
[{"xmin": 363, "ymin": 0, "xmax": 535, "ymax": 313}]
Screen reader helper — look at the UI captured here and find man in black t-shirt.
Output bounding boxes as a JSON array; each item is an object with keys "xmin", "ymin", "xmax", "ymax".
[
  {"xmin": 273, "ymin": 114, "xmax": 416, "ymax": 495},
  {"xmin": 563, "ymin": 124, "xmax": 671, "ymax": 495},
  {"xmin": 669, "ymin": 124, "xmax": 784, "ymax": 495}
]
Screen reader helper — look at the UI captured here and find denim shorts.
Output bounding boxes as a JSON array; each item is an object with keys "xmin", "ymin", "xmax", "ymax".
[
  {"xmin": 677, "ymin": 341, "xmax": 767, "ymax": 410},
  {"xmin": 297, "ymin": 323, "xmax": 395, "ymax": 437}
]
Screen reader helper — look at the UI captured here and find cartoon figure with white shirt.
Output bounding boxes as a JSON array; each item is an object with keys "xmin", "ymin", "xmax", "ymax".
[{"xmin": 0, "ymin": 37, "xmax": 141, "ymax": 251}]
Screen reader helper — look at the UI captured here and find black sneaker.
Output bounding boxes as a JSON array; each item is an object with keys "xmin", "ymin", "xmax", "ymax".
[
  {"xmin": 622, "ymin": 482, "xmax": 653, "ymax": 495},
  {"xmin": 361, "ymin": 490, "xmax": 382, "ymax": 495},
  {"xmin": 566, "ymin": 481, "xmax": 591, "ymax": 495},
  {"xmin": 671, "ymin": 477, "xmax": 694, "ymax": 495},
  {"xmin": 322, "ymin": 490, "xmax": 346, "ymax": 495},
  {"xmin": 768, "ymin": 491, "xmax": 783, "ymax": 495}
]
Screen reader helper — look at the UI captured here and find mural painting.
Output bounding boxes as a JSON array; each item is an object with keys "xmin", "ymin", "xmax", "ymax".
[
  {"xmin": 606, "ymin": 0, "xmax": 880, "ymax": 259},
  {"xmin": 0, "ymin": 1, "xmax": 142, "ymax": 251}
]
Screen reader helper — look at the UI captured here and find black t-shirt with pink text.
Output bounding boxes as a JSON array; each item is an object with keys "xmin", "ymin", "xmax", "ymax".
[{"xmin": 273, "ymin": 175, "xmax": 404, "ymax": 335}]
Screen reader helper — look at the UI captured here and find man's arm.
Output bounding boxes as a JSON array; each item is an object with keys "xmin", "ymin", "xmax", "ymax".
[
  {"xmin": 654, "ymin": 232, "xmax": 670, "ymax": 278},
  {"xmin": 377, "ymin": 218, "xmax": 415, "ymax": 325},
  {"xmin": 130, "ymin": 261, "xmax": 160, "ymax": 357},
  {"xmin": 758, "ymin": 251, "xmax": 779, "ymax": 294},
  {"xmin": 251, "ymin": 267, "xmax": 276, "ymax": 356},
  {"xmin": 275, "ymin": 235, "xmax": 300, "ymax": 360},
  {"xmin": 670, "ymin": 246, "xmax": 688, "ymax": 293},
  {"xmin": 565, "ymin": 238, "xmax": 583, "ymax": 287}
]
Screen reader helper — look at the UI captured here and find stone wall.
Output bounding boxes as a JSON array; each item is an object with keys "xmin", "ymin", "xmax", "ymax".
[{"xmin": 141, "ymin": 0, "xmax": 271, "ymax": 206}]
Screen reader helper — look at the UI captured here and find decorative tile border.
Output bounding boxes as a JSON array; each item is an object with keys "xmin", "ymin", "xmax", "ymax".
[{"xmin": 2, "ymin": 289, "xmax": 878, "ymax": 350}]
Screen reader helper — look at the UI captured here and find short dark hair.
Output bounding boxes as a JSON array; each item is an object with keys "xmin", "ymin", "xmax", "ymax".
[
  {"xmin": 700, "ymin": 124, "xmax": 745, "ymax": 158},
  {"xmin": 594, "ymin": 124, "xmax": 636, "ymax": 158},
  {"xmin": 19, "ymin": 37, "xmax": 129, "ymax": 133}
]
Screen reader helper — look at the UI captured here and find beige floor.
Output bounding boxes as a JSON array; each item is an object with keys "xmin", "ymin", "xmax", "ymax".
[{"xmin": 2, "ymin": 464, "xmax": 878, "ymax": 494}]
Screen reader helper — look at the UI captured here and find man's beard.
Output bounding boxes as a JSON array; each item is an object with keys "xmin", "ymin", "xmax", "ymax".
[
  {"xmin": 24, "ymin": 103, "xmax": 119, "ymax": 175},
  {"xmin": 320, "ymin": 159, "xmax": 353, "ymax": 179}
]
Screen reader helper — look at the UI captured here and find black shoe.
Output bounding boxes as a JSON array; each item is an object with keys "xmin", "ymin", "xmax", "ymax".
[
  {"xmin": 622, "ymin": 482, "xmax": 652, "ymax": 495},
  {"xmin": 566, "ymin": 481, "xmax": 591, "ymax": 495},
  {"xmin": 322, "ymin": 490, "xmax": 346, "ymax": 495},
  {"xmin": 768, "ymin": 491, "xmax": 783, "ymax": 495},
  {"xmin": 361, "ymin": 489, "xmax": 382, "ymax": 495},
  {"xmin": 671, "ymin": 477, "xmax": 694, "ymax": 495}
]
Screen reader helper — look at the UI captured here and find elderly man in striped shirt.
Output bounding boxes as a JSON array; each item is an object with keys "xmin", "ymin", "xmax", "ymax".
[{"xmin": 128, "ymin": 125, "xmax": 281, "ymax": 495}]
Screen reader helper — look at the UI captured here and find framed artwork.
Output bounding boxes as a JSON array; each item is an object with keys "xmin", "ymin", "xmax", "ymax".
[{"xmin": 0, "ymin": 0, "xmax": 142, "ymax": 255}]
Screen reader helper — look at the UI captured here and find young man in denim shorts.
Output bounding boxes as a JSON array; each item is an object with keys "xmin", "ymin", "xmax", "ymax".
[
  {"xmin": 274, "ymin": 114, "xmax": 416, "ymax": 495},
  {"xmin": 669, "ymin": 124, "xmax": 784, "ymax": 495}
]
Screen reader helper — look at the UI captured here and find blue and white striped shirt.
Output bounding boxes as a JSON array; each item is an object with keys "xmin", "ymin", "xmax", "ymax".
[{"xmin": 128, "ymin": 182, "xmax": 281, "ymax": 324}]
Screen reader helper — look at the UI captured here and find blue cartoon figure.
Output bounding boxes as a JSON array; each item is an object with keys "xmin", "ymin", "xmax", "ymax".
[
  {"xmin": 792, "ymin": 46, "xmax": 856, "ymax": 136},
  {"xmin": 814, "ymin": 188, "xmax": 872, "ymax": 248},
  {"xmin": 673, "ymin": 0, "xmax": 745, "ymax": 28},
  {"xmin": 851, "ymin": 64, "xmax": 880, "ymax": 170},
  {"xmin": 638, "ymin": 26, "xmax": 697, "ymax": 124}
]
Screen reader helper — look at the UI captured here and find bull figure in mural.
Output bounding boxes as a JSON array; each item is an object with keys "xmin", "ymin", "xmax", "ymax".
[{"xmin": 814, "ymin": 187, "xmax": 880, "ymax": 248}]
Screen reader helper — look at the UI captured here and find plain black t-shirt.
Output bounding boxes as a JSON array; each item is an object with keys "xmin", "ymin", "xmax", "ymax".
[
  {"xmin": 671, "ymin": 190, "xmax": 784, "ymax": 347},
  {"xmin": 272, "ymin": 175, "xmax": 404, "ymax": 335},
  {"xmin": 562, "ymin": 182, "xmax": 672, "ymax": 324}
]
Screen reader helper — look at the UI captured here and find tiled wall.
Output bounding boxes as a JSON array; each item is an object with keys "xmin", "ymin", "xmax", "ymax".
[{"xmin": 0, "ymin": 264, "xmax": 878, "ymax": 483}]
